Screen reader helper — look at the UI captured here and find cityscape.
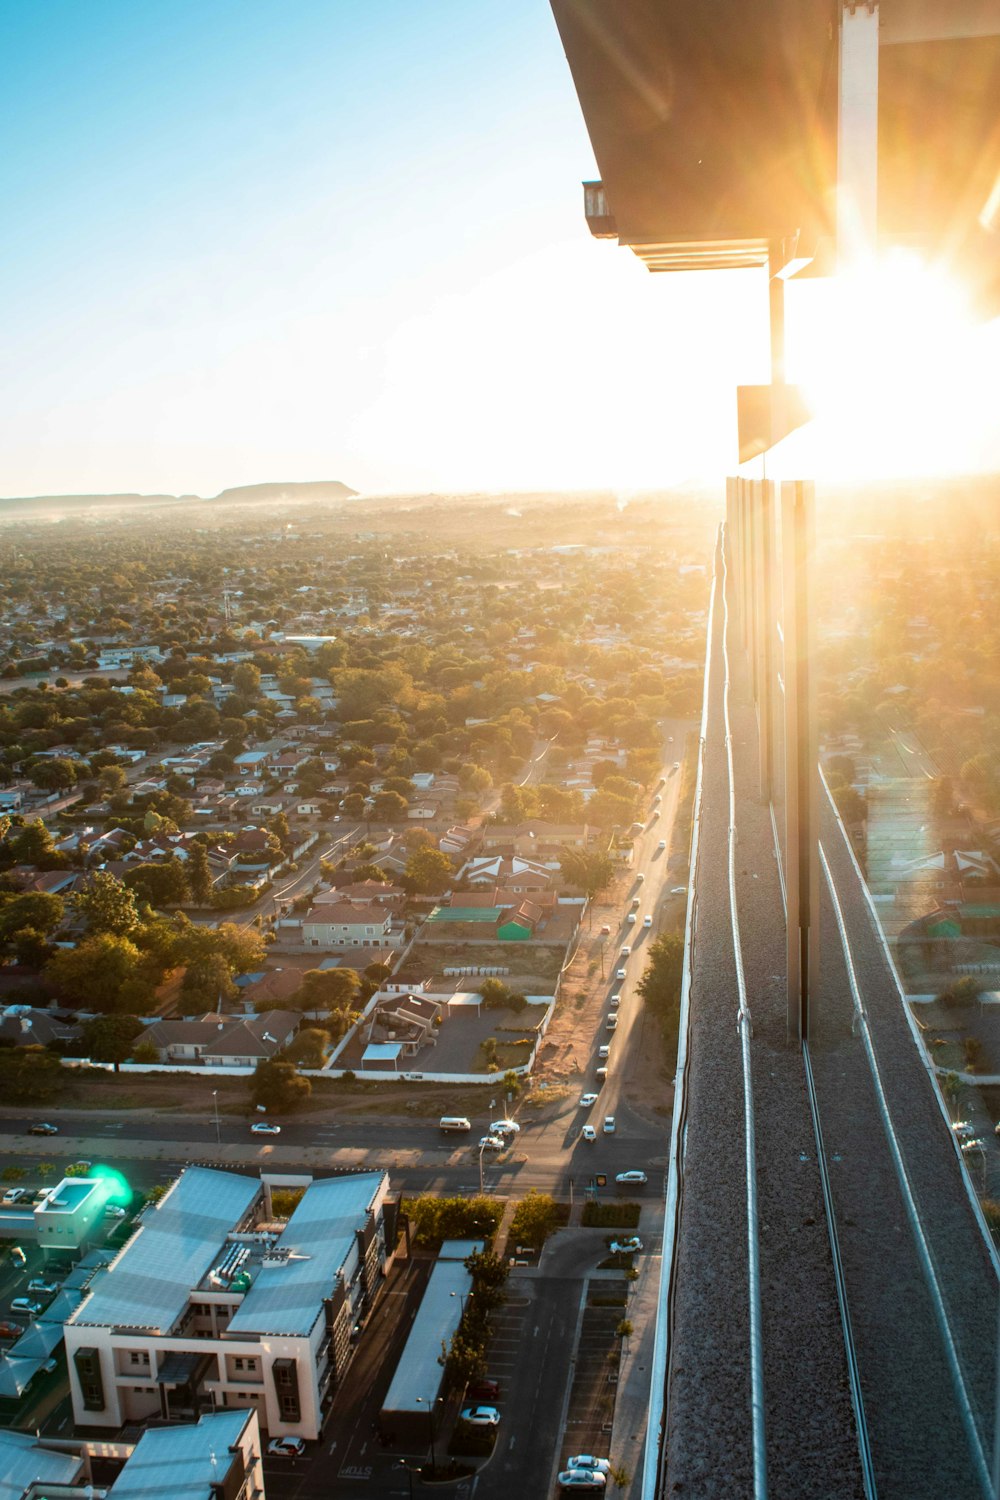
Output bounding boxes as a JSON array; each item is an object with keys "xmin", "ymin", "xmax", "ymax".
[{"xmin": 2, "ymin": 4, "xmax": 1000, "ymax": 1500}]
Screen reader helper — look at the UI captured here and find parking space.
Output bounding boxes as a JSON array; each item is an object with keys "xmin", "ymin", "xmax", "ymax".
[
  {"xmin": 482, "ymin": 1292, "xmax": 530, "ymax": 1394},
  {"xmin": 558, "ymin": 1286, "xmax": 628, "ymax": 1471}
]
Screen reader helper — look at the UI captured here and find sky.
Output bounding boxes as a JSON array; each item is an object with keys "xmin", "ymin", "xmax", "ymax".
[{"xmin": 2, "ymin": 0, "xmax": 997, "ymax": 499}]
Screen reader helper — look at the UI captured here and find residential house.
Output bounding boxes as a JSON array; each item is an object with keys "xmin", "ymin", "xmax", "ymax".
[
  {"xmin": 136, "ymin": 1010, "xmax": 298, "ymax": 1066},
  {"xmin": 301, "ymin": 902, "xmax": 399, "ymax": 950}
]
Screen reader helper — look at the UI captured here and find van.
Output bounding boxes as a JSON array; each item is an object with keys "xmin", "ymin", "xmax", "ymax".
[{"xmin": 439, "ymin": 1117, "xmax": 472, "ymax": 1133}]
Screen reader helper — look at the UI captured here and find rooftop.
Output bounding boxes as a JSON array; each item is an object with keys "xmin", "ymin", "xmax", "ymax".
[{"xmin": 108, "ymin": 1410, "xmax": 253, "ymax": 1500}]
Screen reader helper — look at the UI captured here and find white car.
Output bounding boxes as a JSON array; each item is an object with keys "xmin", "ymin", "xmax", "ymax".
[
  {"xmin": 267, "ymin": 1436, "xmax": 305, "ymax": 1458},
  {"xmin": 615, "ymin": 1170, "xmax": 647, "ymax": 1184},
  {"xmin": 104, "ymin": 1205, "xmax": 127, "ymax": 1219},
  {"xmin": 671, "ymin": 885, "xmax": 687, "ymax": 895},
  {"xmin": 479, "ymin": 1135, "xmax": 506, "ymax": 1151},
  {"xmin": 643, "ymin": 915, "xmax": 653, "ymax": 928},
  {"xmin": 460, "ymin": 1404, "xmax": 500, "ymax": 1427},
  {"xmin": 636, "ymin": 872, "xmax": 645, "ymax": 883},
  {"xmin": 567, "ymin": 1457, "xmax": 611, "ymax": 1475},
  {"xmin": 581, "ymin": 1125, "xmax": 597, "ymax": 1142},
  {"xmin": 673, "ymin": 760, "xmax": 680, "ymax": 770},
  {"xmin": 620, "ymin": 944, "xmax": 631, "ymax": 957},
  {"xmin": 603, "ymin": 1116, "xmax": 616, "ymax": 1135},
  {"xmin": 657, "ymin": 840, "xmax": 667, "ymax": 851},
  {"xmin": 251, "ymin": 1122, "xmax": 281, "ymax": 1135},
  {"xmin": 490, "ymin": 1119, "xmax": 520, "ymax": 1136},
  {"xmin": 610, "ymin": 1236, "xmax": 643, "ymax": 1254},
  {"xmin": 595, "ymin": 1066, "xmax": 608, "ymax": 1080},
  {"xmin": 954, "ymin": 1121, "xmax": 977, "ymax": 1139},
  {"xmin": 616, "ymin": 968, "xmax": 627, "ymax": 980},
  {"xmin": 609, "ymin": 993, "xmax": 621, "ymax": 1008},
  {"xmin": 605, "ymin": 1014, "xmax": 618, "ymax": 1031},
  {"xmin": 559, "ymin": 1471, "xmax": 607, "ymax": 1491},
  {"xmin": 579, "ymin": 1093, "xmax": 599, "ymax": 1108}
]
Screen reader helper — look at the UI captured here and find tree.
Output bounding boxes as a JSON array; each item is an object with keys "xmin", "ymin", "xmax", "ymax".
[
  {"xmin": 373, "ymin": 790, "xmax": 408, "ymax": 821},
  {"xmin": 637, "ymin": 933, "xmax": 684, "ymax": 1062},
  {"xmin": 98, "ymin": 764, "xmax": 128, "ymax": 796},
  {"xmin": 186, "ymin": 843, "xmax": 214, "ymax": 905},
  {"xmin": 123, "ymin": 858, "xmax": 189, "ymax": 907},
  {"xmin": 250, "ymin": 1057, "xmax": 311, "ymax": 1113},
  {"xmin": 1, "ymin": 1166, "xmax": 26, "ymax": 1184},
  {"xmin": 464, "ymin": 1248, "xmax": 509, "ymax": 1310},
  {"xmin": 46, "ymin": 933, "xmax": 150, "ymax": 1012},
  {"xmin": 12, "ymin": 927, "xmax": 55, "ymax": 967},
  {"xmin": 0, "ymin": 1046, "xmax": 63, "ymax": 1103},
  {"xmin": 132, "ymin": 1041, "xmax": 160, "ymax": 1064},
  {"xmin": 291, "ymin": 967, "xmax": 360, "ymax": 1012},
  {"xmin": 233, "ymin": 662, "xmax": 262, "ymax": 697},
  {"xmin": 442, "ymin": 1331, "xmax": 487, "ymax": 1389},
  {"xmin": 559, "ymin": 849, "xmax": 616, "ymax": 898},
  {"xmin": 74, "ymin": 871, "xmax": 140, "ymax": 936},
  {"xmin": 181, "ymin": 952, "xmax": 238, "ymax": 1008},
  {"xmin": 29, "ymin": 756, "xmax": 78, "ymax": 792},
  {"xmin": 284, "ymin": 1027, "xmax": 330, "ymax": 1069},
  {"xmin": 172, "ymin": 920, "xmax": 265, "ymax": 976},
  {"xmin": 502, "ymin": 1069, "xmax": 522, "ymax": 1100},
  {"xmin": 509, "ymin": 1190, "xmax": 557, "ymax": 1248},
  {"xmin": 0, "ymin": 891, "xmax": 64, "ymax": 942},
  {"xmin": 83, "ymin": 1014, "xmax": 145, "ymax": 1069},
  {"xmin": 403, "ymin": 847, "xmax": 453, "ymax": 896}
]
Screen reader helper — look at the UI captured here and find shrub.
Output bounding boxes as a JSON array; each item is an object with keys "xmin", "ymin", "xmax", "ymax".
[
  {"xmin": 982, "ymin": 1199, "xmax": 1000, "ymax": 1236},
  {"xmin": 448, "ymin": 1421, "xmax": 496, "ymax": 1458},
  {"xmin": 581, "ymin": 1201, "xmax": 641, "ymax": 1228}
]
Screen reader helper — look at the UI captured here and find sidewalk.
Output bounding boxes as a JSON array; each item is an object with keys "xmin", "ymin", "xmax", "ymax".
[{"xmin": 611, "ymin": 1198, "xmax": 664, "ymax": 1498}]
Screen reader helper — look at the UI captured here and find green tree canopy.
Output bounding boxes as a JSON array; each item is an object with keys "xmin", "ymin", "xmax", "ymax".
[
  {"xmin": 291, "ymin": 967, "xmax": 360, "ymax": 1012},
  {"xmin": 250, "ymin": 1057, "xmax": 311, "ymax": 1113},
  {"xmin": 402, "ymin": 846, "xmax": 453, "ymax": 895},
  {"xmin": 83, "ymin": 1014, "xmax": 145, "ymax": 1067},
  {"xmin": 74, "ymin": 871, "xmax": 141, "ymax": 936},
  {"xmin": 46, "ymin": 933, "xmax": 151, "ymax": 1013}
]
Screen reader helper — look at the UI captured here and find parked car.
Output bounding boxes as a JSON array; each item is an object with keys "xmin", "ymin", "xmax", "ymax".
[
  {"xmin": 610, "ymin": 1237, "xmax": 643, "ymax": 1254},
  {"xmin": 490, "ymin": 1120, "xmax": 520, "ymax": 1136},
  {"xmin": 558, "ymin": 1470, "xmax": 607, "ymax": 1490},
  {"xmin": 615, "ymin": 1170, "xmax": 647, "ymax": 1185},
  {"xmin": 0, "ymin": 1322, "xmax": 23, "ymax": 1340},
  {"xmin": 566, "ymin": 1457, "xmax": 611, "ymax": 1474},
  {"xmin": 466, "ymin": 1377, "xmax": 500, "ymax": 1400},
  {"xmin": 27, "ymin": 1279, "xmax": 59, "ymax": 1296},
  {"xmin": 579, "ymin": 1093, "xmax": 599, "ymax": 1108},
  {"xmin": 2, "ymin": 1189, "xmax": 26, "ymax": 1205},
  {"xmin": 460, "ymin": 1405, "xmax": 500, "ymax": 1427},
  {"xmin": 28, "ymin": 1123, "xmax": 58, "ymax": 1136},
  {"xmin": 251, "ymin": 1122, "xmax": 281, "ymax": 1135},
  {"xmin": 603, "ymin": 1116, "xmax": 616, "ymax": 1135},
  {"xmin": 104, "ymin": 1205, "xmax": 127, "ymax": 1219},
  {"xmin": 581, "ymin": 1125, "xmax": 597, "ymax": 1142},
  {"xmin": 600, "ymin": 923, "xmax": 612, "ymax": 935},
  {"xmin": 670, "ymin": 885, "xmax": 687, "ymax": 895},
  {"xmin": 479, "ymin": 1136, "xmax": 506, "ymax": 1151},
  {"xmin": 11, "ymin": 1299, "xmax": 42, "ymax": 1316},
  {"xmin": 267, "ymin": 1436, "xmax": 306, "ymax": 1458}
]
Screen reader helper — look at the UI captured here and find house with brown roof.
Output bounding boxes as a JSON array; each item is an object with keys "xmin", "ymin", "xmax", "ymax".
[
  {"xmin": 136, "ymin": 1009, "xmax": 298, "ymax": 1066},
  {"xmin": 301, "ymin": 902, "xmax": 399, "ymax": 950}
]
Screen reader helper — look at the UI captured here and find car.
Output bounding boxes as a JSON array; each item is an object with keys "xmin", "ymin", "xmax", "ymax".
[
  {"xmin": 643, "ymin": 915, "xmax": 653, "ymax": 928},
  {"xmin": 2, "ymin": 1189, "xmax": 26, "ymax": 1205},
  {"xmin": 600, "ymin": 923, "xmax": 611, "ymax": 935},
  {"xmin": 616, "ymin": 968, "xmax": 627, "ymax": 980},
  {"xmin": 605, "ymin": 1014, "xmax": 618, "ymax": 1031},
  {"xmin": 650, "ymin": 809, "xmax": 660, "ymax": 822},
  {"xmin": 610, "ymin": 1236, "xmax": 643, "ymax": 1254},
  {"xmin": 28, "ymin": 1123, "xmax": 58, "ymax": 1136},
  {"xmin": 636, "ymin": 872, "xmax": 645, "ymax": 882},
  {"xmin": 104, "ymin": 1205, "xmax": 127, "ymax": 1219},
  {"xmin": 479, "ymin": 1135, "xmax": 506, "ymax": 1151},
  {"xmin": 558, "ymin": 1471, "xmax": 607, "ymax": 1490},
  {"xmin": 490, "ymin": 1119, "xmax": 520, "ymax": 1136},
  {"xmin": 72, "ymin": 1161, "xmax": 92, "ymax": 1173},
  {"xmin": 603, "ymin": 1116, "xmax": 616, "ymax": 1134},
  {"xmin": 598, "ymin": 1044, "xmax": 611, "ymax": 1059},
  {"xmin": 27, "ymin": 1279, "xmax": 58, "ymax": 1296},
  {"xmin": 609, "ymin": 992, "xmax": 621, "ymax": 1008},
  {"xmin": 673, "ymin": 760, "xmax": 680, "ymax": 770},
  {"xmin": 595, "ymin": 1066, "xmax": 608, "ymax": 1080},
  {"xmin": 566, "ymin": 1457, "xmax": 611, "ymax": 1475},
  {"xmin": 620, "ymin": 944, "xmax": 631, "ymax": 957},
  {"xmin": 657, "ymin": 839, "xmax": 667, "ymax": 851},
  {"xmin": 267, "ymin": 1436, "xmax": 306, "ymax": 1458},
  {"xmin": 581, "ymin": 1125, "xmax": 597, "ymax": 1142},
  {"xmin": 961, "ymin": 1137, "xmax": 987, "ymax": 1153},
  {"xmin": 0, "ymin": 1321, "xmax": 23, "ymax": 1340},
  {"xmin": 670, "ymin": 885, "xmax": 687, "ymax": 895},
  {"xmin": 615, "ymin": 1170, "xmax": 647, "ymax": 1184},
  {"xmin": 626, "ymin": 911, "xmax": 637, "ymax": 925},
  {"xmin": 460, "ymin": 1405, "xmax": 500, "ymax": 1427},
  {"xmin": 466, "ymin": 1377, "xmax": 500, "ymax": 1400},
  {"xmin": 11, "ymin": 1299, "xmax": 42, "ymax": 1316},
  {"xmin": 579, "ymin": 1093, "xmax": 599, "ymax": 1108},
  {"xmin": 954, "ymin": 1121, "xmax": 977, "ymax": 1139},
  {"xmin": 251, "ymin": 1122, "xmax": 281, "ymax": 1135},
  {"xmin": 653, "ymin": 793, "xmax": 662, "ymax": 805}
]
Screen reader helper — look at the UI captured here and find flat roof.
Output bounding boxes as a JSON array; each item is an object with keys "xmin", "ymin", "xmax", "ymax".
[
  {"xmin": 44, "ymin": 1177, "xmax": 101, "ymax": 1212},
  {"xmin": 70, "ymin": 1168, "xmax": 260, "ymax": 1334},
  {"xmin": 380, "ymin": 1258, "xmax": 472, "ymax": 1416},
  {"xmin": 228, "ymin": 1172, "xmax": 386, "ymax": 1338},
  {"xmin": 0, "ymin": 1430, "xmax": 81, "ymax": 1495},
  {"xmin": 111, "ymin": 1410, "xmax": 251, "ymax": 1499},
  {"xmin": 363, "ymin": 1042, "xmax": 402, "ymax": 1063}
]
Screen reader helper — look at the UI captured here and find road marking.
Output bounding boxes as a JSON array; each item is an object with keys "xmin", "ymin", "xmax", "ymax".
[
  {"xmin": 508, "ymin": 1435, "xmax": 516, "ymax": 1450},
  {"xmin": 328, "ymin": 1439, "xmax": 338, "ymax": 1454}
]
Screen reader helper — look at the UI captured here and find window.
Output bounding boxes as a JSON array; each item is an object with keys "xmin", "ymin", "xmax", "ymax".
[{"xmin": 234, "ymin": 1358, "xmax": 244, "ymax": 1370}]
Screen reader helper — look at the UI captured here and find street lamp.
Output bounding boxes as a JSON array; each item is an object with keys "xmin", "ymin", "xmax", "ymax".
[
  {"xmin": 396, "ymin": 1460, "xmax": 418, "ymax": 1499},
  {"xmin": 212, "ymin": 1090, "xmax": 221, "ymax": 1147},
  {"xmin": 414, "ymin": 1396, "xmax": 440, "ymax": 1474},
  {"xmin": 478, "ymin": 1137, "xmax": 489, "ymax": 1195}
]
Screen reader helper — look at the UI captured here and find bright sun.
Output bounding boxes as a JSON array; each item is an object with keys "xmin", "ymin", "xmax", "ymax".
[{"xmin": 779, "ymin": 249, "xmax": 1000, "ymax": 479}]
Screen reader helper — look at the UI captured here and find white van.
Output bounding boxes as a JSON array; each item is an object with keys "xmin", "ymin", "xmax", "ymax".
[{"xmin": 439, "ymin": 1117, "xmax": 472, "ymax": 1133}]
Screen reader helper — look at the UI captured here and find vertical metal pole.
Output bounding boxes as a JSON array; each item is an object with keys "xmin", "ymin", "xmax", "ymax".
[
  {"xmin": 757, "ymin": 481, "xmax": 774, "ymax": 802},
  {"xmin": 838, "ymin": 3, "xmax": 880, "ymax": 265},
  {"xmin": 781, "ymin": 480, "xmax": 819, "ymax": 1042}
]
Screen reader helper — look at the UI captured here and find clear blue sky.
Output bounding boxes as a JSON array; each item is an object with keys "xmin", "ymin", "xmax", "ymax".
[{"xmin": 2, "ymin": 2, "xmax": 993, "ymax": 496}]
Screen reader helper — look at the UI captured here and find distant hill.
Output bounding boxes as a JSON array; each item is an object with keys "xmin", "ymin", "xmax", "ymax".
[{"xmin": 0, "ymin": 480, "xmax": 358, "ymax": 516}]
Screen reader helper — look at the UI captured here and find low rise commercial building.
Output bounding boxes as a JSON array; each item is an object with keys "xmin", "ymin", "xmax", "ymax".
[{"xmin": 65, "ymin": 1166, "xmax": 392, "ymax": 1440}]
